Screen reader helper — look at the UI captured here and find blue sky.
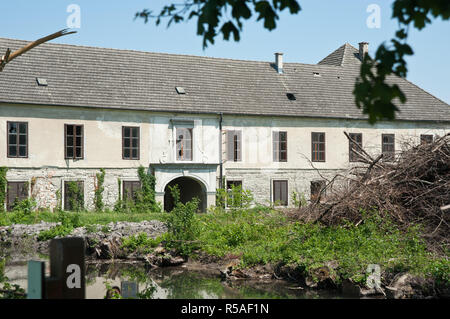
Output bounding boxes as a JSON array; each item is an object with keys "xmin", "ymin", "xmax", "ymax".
[{"xmin": 1, "ymin": 0, "xmax": 449, "ymax": 104}]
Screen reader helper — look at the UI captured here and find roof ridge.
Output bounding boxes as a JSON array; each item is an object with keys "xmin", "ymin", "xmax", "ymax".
[{"xmin": 0, "ymin": 37, "xmax": 275, "ymax": 65}]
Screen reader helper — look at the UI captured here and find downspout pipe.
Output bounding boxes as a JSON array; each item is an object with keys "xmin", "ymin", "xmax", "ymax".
[{"xmin": 219, "ymin": 112, "xmax": 223, "ymax": 189}]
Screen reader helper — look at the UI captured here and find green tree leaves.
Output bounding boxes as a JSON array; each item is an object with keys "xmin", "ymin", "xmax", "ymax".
[{"xmin": 136, "ymin": 0, "xmax": 301, "ymax": 48}]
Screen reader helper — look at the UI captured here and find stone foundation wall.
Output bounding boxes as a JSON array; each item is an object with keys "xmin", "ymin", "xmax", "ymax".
[
  {"xmin": 224, "ymin": 168, "xmax": 345, "ymax": 207},
  {"xmin": 6, "ymin": 167, "xmax": 347, "ymax": 211},
  {"xmin": 6, "ymin": 168, "xmax": 142, "ymax": 211}
]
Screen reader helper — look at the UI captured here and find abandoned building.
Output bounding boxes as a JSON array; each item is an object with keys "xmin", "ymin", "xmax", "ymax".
[{"xmin": 0, "ymin": 38, "xmax": 449, "ymax": 212}]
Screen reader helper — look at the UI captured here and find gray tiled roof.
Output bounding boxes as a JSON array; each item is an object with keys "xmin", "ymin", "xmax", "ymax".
[{"xmin": 0, "ymin": 38, "xmax": 448, "ymax": 122}]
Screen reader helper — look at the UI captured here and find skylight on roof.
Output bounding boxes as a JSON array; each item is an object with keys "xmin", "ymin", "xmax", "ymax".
[
  {"xmin": 313, "ymin": 72, "xmax": 321, "ymax": 77},
  {"xmin": 36, "ymin": 78, "xmax": 48, "ymax": 86},
  {"xmin": 175, "ymin": 87, "xmax": 186, "ymax": 94},
  {"xmin": 286, "ymin": 93, "xmax": 296, "ymax": 101}
]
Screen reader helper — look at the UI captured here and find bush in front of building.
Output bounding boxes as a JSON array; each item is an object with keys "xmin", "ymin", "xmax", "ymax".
[{"xmin": 165, "ymin": 185, "xmax": 201, "ymax": 256}]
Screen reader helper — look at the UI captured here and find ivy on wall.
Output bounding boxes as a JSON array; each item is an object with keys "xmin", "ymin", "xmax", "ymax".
[
  {"xmin": 0, "ymin": 167, "xmax": 8, "ymax": 212},
  {"xmin": 94, "ymin": 168, "xmax": 106, "ymax": 211},
  {"xmin": 135, "ymin": 166, "xmax": 160, "ymax": 212}
]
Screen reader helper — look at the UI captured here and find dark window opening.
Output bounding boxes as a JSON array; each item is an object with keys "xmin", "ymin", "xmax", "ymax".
[
  {"xmin": 226, "ymin": 180, "xmax": 243, "ymax": 207},
  {"xmin": 123, "ymin": 181, "xmax": 142, "ymax": 203},
  {"xmin": 227, "ymin": 130, "xmax": 242, "ymax": 162},
  {"xmin": 382, "ymin": 134, "xmax": 395, "ymax": 162},
  {"xmin": 7, "ymin": 122, "xmax": 28, "ymax": 158},
  {"xmin": 64, "ymin": 181, "xmax": 84, "ymax": 211},
  {"xmin": 420, "ymin": 134, "xmax": 433, "ymax": 145},
  {"xmin": 349, "ymin": 133, "xmax": 363, "ymax": 162},
  {"xmin": 122, "ymin": 127, "xmax": 140, "ymax": 160},
  {"xmin": 273, "ymin": 131, "xmax": 287, "ymax": 162},
  {"xmin": 310, "ymin": 180, "xmax": 326, "ymax": 202},
  {"xmin": 312, "ymin": 132, "xmax": 325, "ymax": 162},
  {"xmin": 65, "ymin": 124, "xmax": 83, "ymax": 159},
  {"xmin": 6, "ymin": 182, "xmax": 28, "ymax": 211},
  {"xmin": 273, "ymin": 180, "xmax": 288, "ymax": 206}
]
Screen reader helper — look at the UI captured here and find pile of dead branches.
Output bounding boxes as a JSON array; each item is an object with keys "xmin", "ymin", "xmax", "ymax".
[{"xmin": 298, "ymin": 132, "xmax": 450, "ymax": 253}]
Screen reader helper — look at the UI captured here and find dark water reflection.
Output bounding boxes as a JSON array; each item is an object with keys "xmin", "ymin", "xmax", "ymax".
[{"xmin": 5, "ymin": 260, "xmax": 350, "ymax": 299}]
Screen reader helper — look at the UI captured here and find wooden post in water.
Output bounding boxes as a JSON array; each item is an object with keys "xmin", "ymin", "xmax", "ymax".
[{"xmin": 27, "ymin": 261, "xmax": 45, "ymax": 299}]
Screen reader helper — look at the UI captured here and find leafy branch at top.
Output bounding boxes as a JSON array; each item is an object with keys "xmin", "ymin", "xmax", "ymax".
[
  {"xmin": 354, "ymin": 0, "xmax": 450, "ymax": 124},
  {"xmin": 135, "ymin": 0, "xmax": 301, "ymax": 48},
  {"xmin": 136, "ymin": 1, "xmax": 449, "ymax": 124}
]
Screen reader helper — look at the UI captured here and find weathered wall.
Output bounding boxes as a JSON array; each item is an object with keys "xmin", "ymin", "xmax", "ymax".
[
  {"xmin": 5, "ymin": 167, "xmax": 141, "ymax": 211},
  {"xmin": 1, "ymin": 103, "xmax": 449, "ymax": 210}
]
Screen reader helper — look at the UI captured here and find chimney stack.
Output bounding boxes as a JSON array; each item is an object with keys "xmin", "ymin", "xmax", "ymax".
[
  {"xmin": 275, "ymin": 52, "xmax": 283, "ymax": 74},
  {"xmin": 358, "ymin": 42, "xmax": 369, "ymax": 61}
]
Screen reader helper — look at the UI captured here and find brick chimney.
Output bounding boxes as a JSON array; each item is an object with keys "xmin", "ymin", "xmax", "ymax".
[
  {"xmin": 275, "ymin": 52, "xmax": 283, "ymax": 74},
  {"xmin": 358, "ymin": 42, "xmax": 369, "ymax": 61}
]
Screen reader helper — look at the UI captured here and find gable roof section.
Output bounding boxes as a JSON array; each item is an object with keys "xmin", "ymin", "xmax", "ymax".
[
  {"xmin": 0, "ymin": 38, "xmax": 448, "ymax": 122},
  {"xmin": 317, "ymin": 43, "xmax": 362, "ymax": 67}
]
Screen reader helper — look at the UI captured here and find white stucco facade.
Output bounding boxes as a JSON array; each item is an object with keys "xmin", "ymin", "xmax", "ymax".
[{"xmin": 1, "ymin": 103, "xmax": 448, "ymax": 211}]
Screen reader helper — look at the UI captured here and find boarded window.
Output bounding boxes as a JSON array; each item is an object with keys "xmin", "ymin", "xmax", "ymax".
[
  {"xmin": 349, "ymin": 133, "xmax": 363, "ymax": 162},
  {"xmin": 123, "ymin": 127, "xmax": 140, "ymax": 160},
  {"xmin": 65, "ymin": 124, "xmax": 84, "ymax": 159},
  {"xmin": 7, "ymin": 122, "xmax": 28, "ymax": 158},
  {"xmin": 310, "ymin": 180, "xmax": 326, "ymax": 202},
  {"xmin": 382, "ymin": 134, "xmax": 395, "ymax": 162},
  {"xmin": 273, "ymin": 180, "xmax": 288, "ymax": 206},
  {"xmin": 273, "ymin": 131, "xmax": 287, "ymax": 162},
  {"xmin": 420, "ymin": 134, "xmax": 433, "ymax": 145},
  {"xmin": 226, "ymin": 130, "xmax": 242, "ymax": 162},
  {"xmin": 311, "ymin": 132, "xmax": 325, "ymax": 162},
  {"xmin": 64, "ymin": 181, "xmax": 84, "ymax": 211},
  {"xmin": 176, "ymin": 127, "xmax": 193, "ymax": 161},
  {"xmin": 226, "ymin": 180, "xmax": 242, "ymax": 207},
  {"xmin": 6, "ymin": 182, "xmax": 28, "ymax": 211},
  {"xmin": 123, "ymin": 181, "xmax": 141, "ymax": 202}
]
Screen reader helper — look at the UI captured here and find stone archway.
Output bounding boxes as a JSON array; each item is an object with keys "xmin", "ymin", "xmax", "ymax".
[{"xmin": 164, "ymin": 176, "xmax": 207, "ymax": 212}]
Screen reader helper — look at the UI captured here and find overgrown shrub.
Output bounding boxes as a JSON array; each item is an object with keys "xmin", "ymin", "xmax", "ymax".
[
  {"xmin": 66, "ymin": 181, "xmax": 84, "ymax": 212},
  {"xmin": 37, "ymin": 210, "xmax": 82, "ymax": 241},
  {"xmin": 165, "ymin": 185, "xmax": 200, "ymax": 256},
  {"xmin": 121, "ymin": 233, "xmax": 162, "ymax": 254}
]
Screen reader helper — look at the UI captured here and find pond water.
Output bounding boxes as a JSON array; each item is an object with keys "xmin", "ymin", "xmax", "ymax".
[{"xmin": 3, "ymin": 258, "xmax": 352, "ymax": 299}]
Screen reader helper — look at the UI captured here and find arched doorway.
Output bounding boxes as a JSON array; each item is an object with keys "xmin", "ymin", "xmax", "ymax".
[{"xmin": 164, "ymin": 177, "xmax": 207, "ymax": 212}]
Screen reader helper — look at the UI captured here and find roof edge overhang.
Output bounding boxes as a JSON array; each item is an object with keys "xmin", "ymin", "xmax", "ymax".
[{"xmin": 1, "ymin": 101, "xmax": 449, "ymax": 124}]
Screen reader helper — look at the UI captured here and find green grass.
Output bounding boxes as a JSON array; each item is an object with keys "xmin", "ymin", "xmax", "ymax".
[
  {"xmin": 0, "ymin": 209, "xmax": 166, "ymax": 227},
  {"xmin": 196, "ymin": 206, "xmax": 449, "ymax": 284}
]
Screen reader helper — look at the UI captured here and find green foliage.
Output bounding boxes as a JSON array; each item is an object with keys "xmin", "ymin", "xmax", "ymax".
[
  {"xmin": 196, "ymin": 207, "xmax": 448, "ymax": 283},
  {"xmin": 94, "ymin": 169, "xmax": 106, "ymax": 211},
  {"xmin": 291, "ymin": 191, "xmax": 307, "ymax": 208},
  {"xmin": 135, "ymin": 166, "xmax": 160, "ymax": 212},
  {"xmin": 427, "ymin": 259, "xmax": 450, "ymax": 286},
  {"xmin": 0, "ymin": 167, "xmax": 7, "ymax": 213},
  {"xmin": 165, "ymin": 185, "xmax": 200, "ymax": 256},
  {"xmin": 354, "ymin": 0, "xmax": 450, "ymax": 124},
  {"xmin": 121, "ymin": 233, "xmax": 162, "ymax": 254},
  {"xmin": 135, "ymin": 0, "xmax": 301, "ymax": 48},
  {"xmin": 37, "ymin": 210, "xmax": 82, "ymax": 241},
  {"xmin": 66, "ymin": 181, "xmax": 84, "ymax": 212},
  {"xmin": 8, "ymin": 198, "xmax": 39, "ymax": 224},
  {"xmin": 114, "ymin": 167, "xmax": 161, "ymax": 214},
  {"xmin": 0, "ymin": 259, "xmax": 26, "ymax": 299},
  {"xmin": 216, "ymin": 185, "xmax": 254, "ymax": 210}
]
